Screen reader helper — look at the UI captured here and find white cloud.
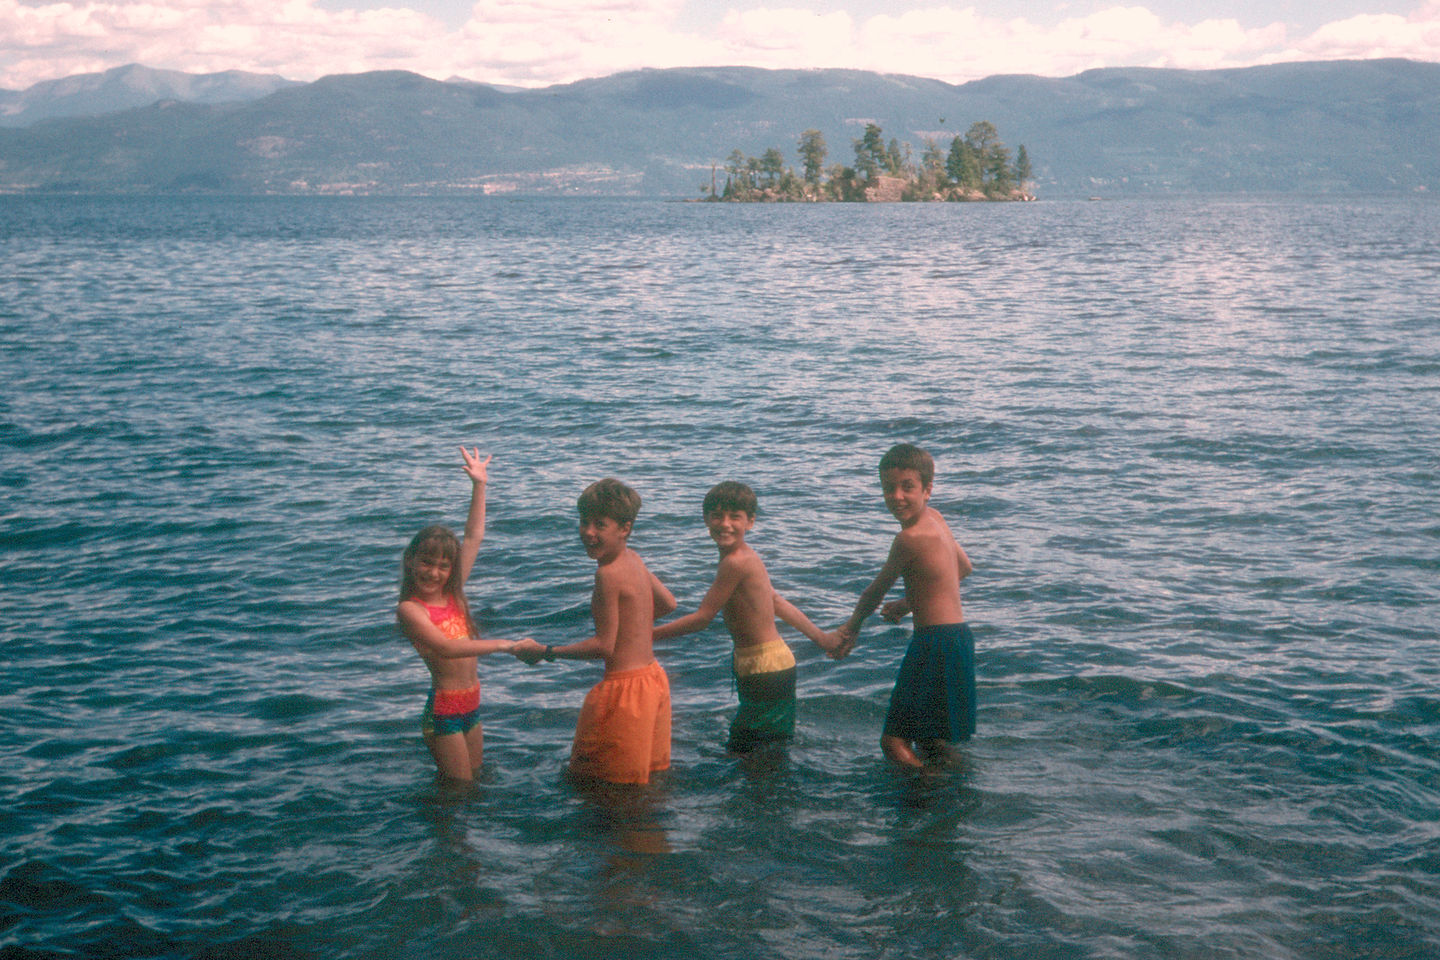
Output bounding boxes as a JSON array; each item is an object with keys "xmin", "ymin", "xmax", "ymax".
[
  {"xmin": 712, "ymin": 8, "xmax": 856, "ymax": 59},
  {"xmin": 0, "ymin": 0, "xmax": 450, "ymax": 85},
  {"xmin": 1288, "ymin": 10, "xmax": 1440, "ymax": 60},
  {"xmin": 457, "ymin": 0, "xmax": 704, "ymax": 83},
  {"xmin": 1, "ymin": 0, "xmax": 1438, "ymax": 91}
]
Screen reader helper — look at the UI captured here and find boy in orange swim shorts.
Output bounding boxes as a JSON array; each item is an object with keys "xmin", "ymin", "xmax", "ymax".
[{"xmin": 513, "ymin": 478, "xmax": 678, "ymax": 784}]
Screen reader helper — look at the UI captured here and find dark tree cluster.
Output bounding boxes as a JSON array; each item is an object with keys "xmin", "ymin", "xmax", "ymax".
[{"xmin": 706, "ymin": 122, "xmax": 1033, "ymax": 202}]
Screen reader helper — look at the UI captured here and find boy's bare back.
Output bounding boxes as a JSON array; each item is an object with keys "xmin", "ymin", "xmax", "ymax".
[
  {"xmin": 892, "ymin": 507, "xmax": 967, "ymax": 628},
  {"xmin": 593, "ymin": 547, "xmax": 663, "ymax": 673},
  {"xmin": 715, "ymin": 544, "xmax": 787, "ymax": 650}
]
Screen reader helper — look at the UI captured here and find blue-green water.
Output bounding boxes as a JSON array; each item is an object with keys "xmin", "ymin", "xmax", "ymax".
[{"xmin": 2, "ymin": 195, "xmax": 1437, "ymax": 959}]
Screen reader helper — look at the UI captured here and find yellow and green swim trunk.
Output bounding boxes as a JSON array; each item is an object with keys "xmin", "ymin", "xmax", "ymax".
[{"xmin": 729, "ymin": 640, "xmax": 797, "ymax": 753}]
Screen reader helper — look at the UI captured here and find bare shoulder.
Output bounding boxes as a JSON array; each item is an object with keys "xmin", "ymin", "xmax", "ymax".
[
  {"xmin": 743, "ymin": 544, "xmax": 770, "ymax": 574},
  {"xmin": 395, "ymin": 599, "xmax": 429, "ymax": 635},
  {"xmin": 614, "ymin": 548, "xmax": 653, "ymax": 590},
  {"xmin": 720, "ymin": 544, "xmax": 766, "ymax": 577},
  {"xmin": 891, "ymin": 522, "xmax": 925, "ymax": 553},
  {"xmin": 902, "ymin": 510, "xmax": 958, "ymax": 563},
  {"xmin": 926, "ymin": 507, "xmax": 960, "ymax": 541},
  {"xmin": 593, "ymin": 558, "xmax": 623, "ymax": 592}
]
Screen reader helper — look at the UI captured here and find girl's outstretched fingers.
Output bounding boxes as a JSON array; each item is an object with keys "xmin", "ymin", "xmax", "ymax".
[{"xmin": 460, "ymin": 446, "xmax": 492, "ymax": 484}]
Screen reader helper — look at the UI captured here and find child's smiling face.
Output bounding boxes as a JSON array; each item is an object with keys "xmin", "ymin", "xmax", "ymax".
[
  {"xmin": 704, "ymin": 508, "xmax": 753, "ymax": 551},
  {"xmin": 880, "ymin": 467, "xmax": 931, "ymax": 526},
  {"xmin": 407, "ymin": 552, "xmax": 453, "ymax": 599},
  {"xmin": 579, "ymin": 514, "xmax": 631, "ymax": 561}
]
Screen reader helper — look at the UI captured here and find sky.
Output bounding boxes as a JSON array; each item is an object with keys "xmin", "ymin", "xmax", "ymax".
[{"xmin": 3, "ymin": 0, "xmax": 1439, "ymax": 91}]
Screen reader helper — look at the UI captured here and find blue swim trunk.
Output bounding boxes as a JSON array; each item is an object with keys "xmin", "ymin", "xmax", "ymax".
[{"xmin": 883, "ymin": 623, "xmax": 975, "ymax": 743}]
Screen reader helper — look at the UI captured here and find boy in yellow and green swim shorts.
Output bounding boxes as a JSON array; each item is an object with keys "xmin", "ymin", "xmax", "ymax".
[{"xmin": 654, "ymin": 481, "xmax": 848, "ymax": 754}]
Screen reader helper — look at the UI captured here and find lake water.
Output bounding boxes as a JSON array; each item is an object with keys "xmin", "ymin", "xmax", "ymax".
[{"xmin": 1, "ymin": 194, "xmax": 1437, "ymax": 960}]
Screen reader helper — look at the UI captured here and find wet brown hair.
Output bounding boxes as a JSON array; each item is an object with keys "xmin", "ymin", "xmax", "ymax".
[
  {"xmin": 577, "ymin": 478, "xmax": 641, "ymax": 526},
  {"xmin": 703, "ymin": 480, "xmax": 757, "ymax": 518},
  {"xmin": 878, "ymin": 443, "xmax": 935, "ymax": 487}
]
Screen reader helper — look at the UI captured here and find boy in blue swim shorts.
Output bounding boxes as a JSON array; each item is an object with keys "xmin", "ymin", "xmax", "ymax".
[{"xmin": 836, "ymin": 444, "xmax": 976, "ymax": 768}]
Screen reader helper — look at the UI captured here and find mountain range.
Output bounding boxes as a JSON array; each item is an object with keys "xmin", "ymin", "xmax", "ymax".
[
  {"xmin": 1, "ymin": 59, "xmax": 1436, "ymax": 197},
  {"xmin": 0, "ymin": 64, "xmax": 298, "ymax": 128}
]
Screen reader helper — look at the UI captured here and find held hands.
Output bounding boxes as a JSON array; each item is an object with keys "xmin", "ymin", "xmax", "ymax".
[
  {"xmin": 825, "ymin": 625, "xmax": 858, "ymax": 661},
  {"xmin": 460, "ymin": 447, "xmax": 491, "ymax": 486},
  {"xmin": 511, "ymin": 638, "xmax": 548, "ymax": 665}
]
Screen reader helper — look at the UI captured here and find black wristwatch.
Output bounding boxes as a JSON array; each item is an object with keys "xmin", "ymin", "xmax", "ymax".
[{"xmin": 543, "ymin": 645, "xmax": 556, "ymax": 662}]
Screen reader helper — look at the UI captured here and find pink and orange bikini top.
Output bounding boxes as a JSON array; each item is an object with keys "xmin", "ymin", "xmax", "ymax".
[{"xmin": 415, "ymin": 594, "xmax": 470, "ymax": 641}]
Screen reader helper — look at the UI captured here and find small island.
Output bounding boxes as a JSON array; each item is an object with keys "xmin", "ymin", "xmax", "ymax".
[{"xmin": 704, "ymin": 121, "xmax": 1034, "ymax": 202}]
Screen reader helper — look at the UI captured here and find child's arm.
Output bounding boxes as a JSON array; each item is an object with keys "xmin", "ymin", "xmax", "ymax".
[
  {"xmin": 521, "ymin": 566, "xmax": 622, "ymax": 662},
  {"xmin": 773, "ymin": 593, "xmax": 844, "ymax": 654},
  {"xmin": 956, "ymin": 540, "xmax": 973, "ymax": 581},
  {"xmin": 651, "ymin": 570, "xmax": 678, "ymax": 620},
  {"xmin": 397, "ymin": 602, "xmax": 517, "ymax": 658},
  {"xmin": 457, "ymin": 447, "xmax": 491, "ymax": 587},
  {"xmin": 652, "ymin": 556, "xmax": 744, "ymax": 641},
  {"xmin": 840, "ymin": 537, "xmax": 908, "ymax": 639}
]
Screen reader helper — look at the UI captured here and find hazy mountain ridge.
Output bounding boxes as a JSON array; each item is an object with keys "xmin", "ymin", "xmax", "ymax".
[
  {"xmin": 0, "ymin": 60, "xmax": 1435, "ymax": 196},
  {"xmin": 0, "ymin": 64, "xmax": 299, "ymax": 127}
]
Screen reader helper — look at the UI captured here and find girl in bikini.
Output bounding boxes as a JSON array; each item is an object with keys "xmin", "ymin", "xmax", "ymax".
[{"xmin": 397, "ymin": 447, "xmax": 519, "ymax": 781}]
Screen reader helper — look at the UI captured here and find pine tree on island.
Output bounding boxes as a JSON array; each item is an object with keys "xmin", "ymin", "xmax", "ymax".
[{"xmin": 703, "ymin": 120, "xmax": 1035, "ymax": 202}]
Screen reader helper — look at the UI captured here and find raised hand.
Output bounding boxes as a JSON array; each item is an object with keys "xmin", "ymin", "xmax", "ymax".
[{"xmin": 460, "ymin": 447, "xmax": 492, "ymax": 486}]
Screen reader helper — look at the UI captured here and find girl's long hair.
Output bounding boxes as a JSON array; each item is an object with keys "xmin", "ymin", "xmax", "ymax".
[{"xmin": 399, "ymin": 525, "xmax": 477, "ymax": 637}]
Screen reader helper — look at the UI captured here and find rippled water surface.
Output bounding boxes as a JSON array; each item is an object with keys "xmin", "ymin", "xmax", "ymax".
[{"xmin": 2, "ymin": 195, "xmax": 1438, "ymax": 959}]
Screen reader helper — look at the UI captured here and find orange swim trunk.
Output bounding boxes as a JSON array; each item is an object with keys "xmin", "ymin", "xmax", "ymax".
[{"xmin": 569, "ymin": 660, "xmax": 671, "ymax": 785}]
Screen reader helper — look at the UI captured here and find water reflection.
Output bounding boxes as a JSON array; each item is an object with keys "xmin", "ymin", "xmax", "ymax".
[{"xmin": 573, "ymin": 777, "xmax": 674, "ymax": 858}]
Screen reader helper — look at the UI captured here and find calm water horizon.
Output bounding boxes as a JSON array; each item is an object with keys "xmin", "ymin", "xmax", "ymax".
[{"xmin": 1, "ymin": 194, "xmax": 1437, "ymax": 959}]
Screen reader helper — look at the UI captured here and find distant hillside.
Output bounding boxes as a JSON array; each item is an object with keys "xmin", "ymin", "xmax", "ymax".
[
  {"xmin": 0, "ymin": 64, "xmax": 297, "ymax": 127},
  {"xmin": 0, "ymin": 60, "xmax": 1435, "ymax": 197}
]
